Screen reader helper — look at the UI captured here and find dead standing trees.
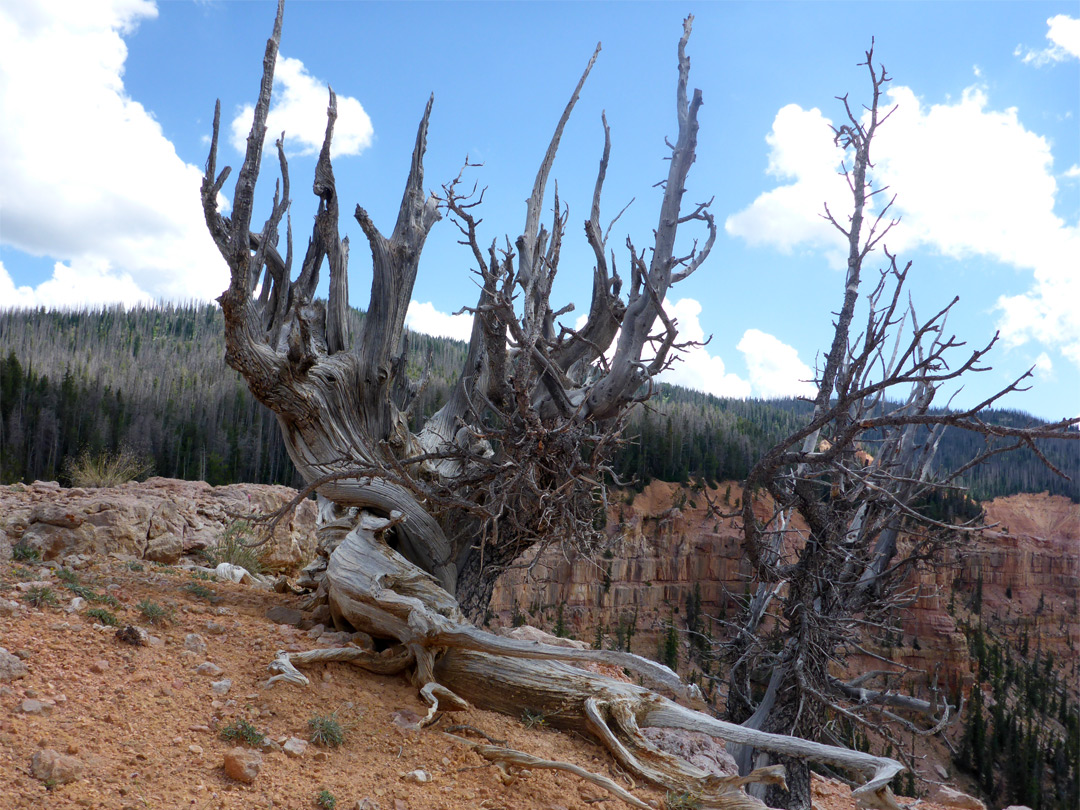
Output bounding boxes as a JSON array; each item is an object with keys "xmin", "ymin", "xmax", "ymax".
[
  {"xmin": 201, "ymin": 2, "xmax": 915, "ymax": 807},
  {"xmin": 719, "ymin": 46, "xmax": 1080, "ymax": 810}
]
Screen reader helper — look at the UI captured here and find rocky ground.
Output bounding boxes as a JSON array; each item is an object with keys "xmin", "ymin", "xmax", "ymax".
[{"xmin": 0, "ymin": 551, "xmax": 968, "ymax": 810}]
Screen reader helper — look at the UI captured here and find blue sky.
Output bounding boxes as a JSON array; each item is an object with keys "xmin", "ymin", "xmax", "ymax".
[{"xmin": 1, "ymin": 1, "xmax": 1077, "ymax": 420}]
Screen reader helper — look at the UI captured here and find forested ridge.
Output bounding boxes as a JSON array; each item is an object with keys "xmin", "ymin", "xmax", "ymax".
[{"xmin": 1, "ymin": 304, "xmax": 1076, "ymax": 501}]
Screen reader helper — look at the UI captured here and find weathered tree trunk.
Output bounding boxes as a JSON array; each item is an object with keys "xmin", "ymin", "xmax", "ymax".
[{"xmin": 198, "ymin": 4, "xmax": 929, "ymax": 807}]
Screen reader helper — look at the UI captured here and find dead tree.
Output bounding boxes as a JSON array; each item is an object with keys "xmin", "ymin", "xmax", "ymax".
[
  {"xmin": 718, "ymin": 45, "xmax": 1080, "ymax": 810},
  {"xmin": 199, "ymin": 3, "xmax": 922, "ymax": 808}
]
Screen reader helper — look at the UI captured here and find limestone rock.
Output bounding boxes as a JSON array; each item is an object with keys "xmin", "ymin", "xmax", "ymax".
[
  {"xmin": 0, "ymin": 477, "xmax": 317, "ymax": 572},
  {"xmin": 641, "ymin": 727, "xmax": 738, "ymax": 777},
  {"xmin": 934, "ymin": 786, "xmax": 987, "ymax": 810},
  {"xmin": 211, "ymin": 678, "xmax": 232, "ymax": 695},
  {"xmin": 282, "ymin": 737, "xmax": 308, "ymax": 757},
  {"xmin": 0, "ymin": 648, "xmax": 28, "ymax": 681},
  {"xmin": 223, "ymin": 747, "xmax": 262, "ymax": 783},
  {"xmin": 184, "ymin": 633, "xmax": 208, "ymax": 654},
  {"xmin": 195, "ymin": 662, "xmax": 222, "ymax": 676},
  {"xmin": 265, "ymin": 605, "xmax": 304, "ymax": 626},
  {"xmin": 31, "ymin": 748, "xmax": 84, "ymax": 784}
]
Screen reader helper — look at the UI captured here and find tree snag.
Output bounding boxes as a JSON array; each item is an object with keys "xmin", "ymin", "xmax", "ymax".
[
  {"xmin": 199, "ymin": 4, "xmax": 1074, "ymax": 808},
  {"xmin": 716, "ymin": 42, "xmax": 1079, "ymax": 810}
]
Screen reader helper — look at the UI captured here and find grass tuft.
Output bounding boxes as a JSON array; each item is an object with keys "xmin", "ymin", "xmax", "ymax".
[
  {"xmin": 86, "ymin": 607, "xmax": 119, "ymax": 626},
  {"xmin": 62, "ymin": 447, "xmax": 153, "ymax": 488},
  {"xmin": 23, "ymin": 586, "xmax": 58, "ymax": 608},
  {"xmin": 220, "ymin": 718, "xmax": 266, "ymax": 748},
  {"xmin": 202, "ymin": 520, "xmax": 265, "ymax": 575},
  {"xmin": 308, "ymin": 713, "xmax": 347, "ymax": 748},
  {"xmin": 11, "ymin": 542, "xmax": 40, "ymax": 562},
  {"xmin": 136, "ymin": 599, "xmax": 171, "ymax": 625}
]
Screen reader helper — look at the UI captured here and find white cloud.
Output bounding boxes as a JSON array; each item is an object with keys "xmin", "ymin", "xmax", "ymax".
[
  {"xmin": 0, "ymin": 0, "xmax": 229, "ymax": 306},
  {"xmin": 728, "ymin": 83, "xmax": 1080, "ymax": 368},
  {"xmin": 724, "ymin": 104, "xmax": 851, "ymax": 268},
  {"xmin": 0, "ymin": 259, "xmax": 153, "ymax": 310},
  {"xmin": 404, "ymin": 297, "xmax": 820, "ymax": 401},
  {"xmin": 1034, "ymin": 352, "xmax": 1055, "ymax": 382},
  {"xmin": 1016, "ymin": 14, "xmax": 1080, "ymax": 65},
  {"xmin": 229, "ymin": 56, "xmax": 373, "ymax": 159},
  {"xmin": 1064, "ymin": 164, "xmax": 1080, "ymax": 179},
  {"xmin": 658, "ymin": 299, "xmax": 752, "ymax": 398},
  {"xmin": 405, "ymin": 300, "xmax": 474, "ymax": 343},
  {"xmin": 736, "ymin": 329, "xmax": 817, "ymax": 399}
]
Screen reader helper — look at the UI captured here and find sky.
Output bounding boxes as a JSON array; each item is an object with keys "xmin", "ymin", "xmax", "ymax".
[{"xmin": 1, "ymin": 1, "xmax": 1077, "ymax": 420}]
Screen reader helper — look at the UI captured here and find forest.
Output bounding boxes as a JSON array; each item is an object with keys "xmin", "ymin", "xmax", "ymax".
[{"xmin": 1, "ymin": 304, "xmax": 1075, "ymax": 503}]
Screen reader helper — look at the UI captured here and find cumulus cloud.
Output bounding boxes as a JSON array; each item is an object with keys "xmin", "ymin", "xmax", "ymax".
[
  {"xmin": 402, "ymin": 297, "xmax": 819, "ymax": 401},
  {"xmin": 736, "ymin": 329, "xmax": 817, "ymax": 399},
  {"xmin": 229, "ymin": 56, "xmax": 374, "ymax": 158},
  {"xmin": 727, "ymin": 83, "xmax": 1080, "ymax": 368},
  {"xmin": 1015, "ymin": 14, "xmax": 1080, "ymax": 65},
  {"xmin": 0, "ymin": 259, "xmax": 153, "ymax": 310},
  {"xmin": 404, "ymin": 301, "xmax": 474, "ymax": 343},
  {"xmin": 724, "ymin": 104, "xmax": 851, "ymax": 268},
  {"xmin": 658, "ymin": 299, "xmax": 752, "ymax": 398},
  {"xmin": 0, "ymin": 0, "xmax": 229, "ymax": 307}
]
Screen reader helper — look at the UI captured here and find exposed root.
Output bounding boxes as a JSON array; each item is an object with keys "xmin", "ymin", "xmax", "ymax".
[
  {"xmin": 272, "ymin": 510, "xmax": 907, "ymax": 810},
  {"xmin": 444, "ymin": 732, "xmax": 656, "ymax": 810}
]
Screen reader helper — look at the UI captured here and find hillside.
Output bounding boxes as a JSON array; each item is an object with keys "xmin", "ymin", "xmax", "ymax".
[
  {"xmin": 2, "ymin": 305, "xmax": 1077, "ymax": 500},
  {"xmin": 1, "ymin": 477, "xmax": 1076, "ymax": 809},
  {"xmin": 0, "ymin": 479, "xmax": 990, "ymax": 810}
]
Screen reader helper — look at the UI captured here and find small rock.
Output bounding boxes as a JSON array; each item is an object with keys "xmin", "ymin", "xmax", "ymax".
[
  {"xmin": 934, "ymin": 786, "xmax": 987, "ymax": 810},
  {"xmin": 31, "ymin": 748, "xmax": 83, "ymax": 784},
  {"xmin": 402, "ymin": 769, "xmax": 430, "ymax": 784},
  {"xmin": 204, "ymin": 621, "xmax": 227, "ymax": 635},
  {"xmin": 188, "ymin": 744, "xmax": 203, "ymax": 755},
  {"xmin": 282, "ymin": 737, "xmax": 308, "ymax": 758},
  {"xmin": 19, "ymin": 699, "xmax": 52, "ymax": 715},
  {"xmin": 393, "ymin": 800, "xmax": 408, "ymax": 810},
  {"xmin": 189, "ymin": 724, "xmax": 211, "ymax": 733},
  {"xmin": 223, "ymin": 746, "xmax": 262, "ymax": 783},
  {"xmin": 265, "ymin": 605, "xmax": 304, "ymax": 626},
  {"xmin": 211, "ymin": 679, "xmax": 232, "ymax": 695},
  {"xmin": 195, "ymin": 662, "xmax": 223, "ymax": 677},
  {"xmin": 184, "ymin": 634, "xmax": 208, "ymax": 654},
  {"xmin": 89, "ymin": 660, "xmax": 109, "ymax": 674},
  {"xmin": 0, "ymin": 648, "xmax": 29, "ymax": 682},
  {"xmin": 354, "ymin": 800, "xmax": 381, "ymax": 810},
  {"xmin": 0, "ymin": 598, "xmax": 21, "ymax": 616},
  {"xmin": 145, "ymin": 634, "xmax": 165, "ymax": 648},
  {"xmin": 66, "ymin": 596, "xmax": 87, "ymax": 613},
  {"xmin": 934, "ymin": 764, "xmax": 950, "ymax": 780},
  {"xmin": 313, "ymin": 750, "xmax": 330, "ymax": 762}
]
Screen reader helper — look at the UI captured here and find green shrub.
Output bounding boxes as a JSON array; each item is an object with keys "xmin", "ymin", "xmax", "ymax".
[
  {"xmin": 521, "ymin": 709, "xmax": 548, "ymax": 729},
  {"xmin": 23, "ymin": 586, "xmax": 58, "ymax": 608},
  {"xmin": 90, "ymin": 591, "xmax": 120, "ymax": 609},
  {"xmin": 125, "ymin": 561, "xmax": 144, "ymax": 572},
  {"xmin": 315, "ymin": 789, "xmax": 337, "ymax": 810},
  {"xmin": 11, "ymin": 542, "xmax": 40, "ymax": 562},
  {"xmin": 665, "ymin": 791, "xmax": 702, "ymax": 810},
  {"xmin": 136, "ymin": 599, "xmax": 171, "ymax": 625},
  {"xmin": 184, "ymin": 582, "xmax": 216, "ymax": 602},
  {"xmin": 62, "ymin": 447, "xmax": 153, "ymax": 488},
  {"xmin": 86, "ymin": 607, "xmax": 118, "ymax": 626},
  {"xmin": 202, "ymin": 521, "xmax": 265, "ymax": 575},
  {"xmin": 56, "ymin": 568, "xmax": 80, "ymax": 585},
  {"xmin": 308, "ymin": 713, "xmax": 346, "ymax": 748},
  {"xmin": 220, "ymin": 719, "xmax": 266, "ymax": 748}
]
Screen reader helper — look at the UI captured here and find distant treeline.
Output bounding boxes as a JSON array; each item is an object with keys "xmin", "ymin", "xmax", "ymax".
[{"xmin": 1, "ymin": 305, "xmax": 1076, "ymax": 501}]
